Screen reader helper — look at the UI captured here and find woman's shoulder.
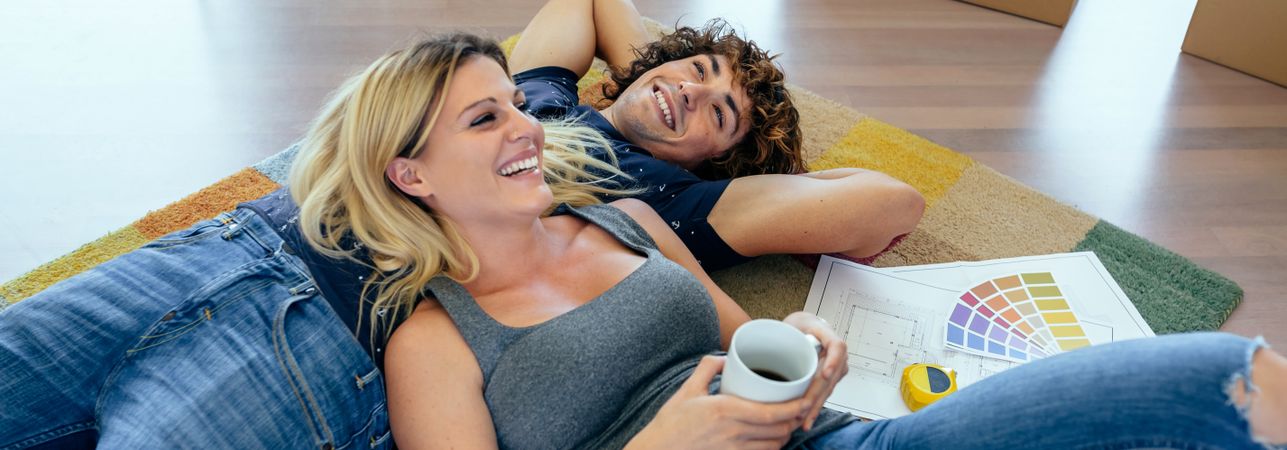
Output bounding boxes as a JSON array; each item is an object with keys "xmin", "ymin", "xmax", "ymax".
[
  {"xmin": 386, "ymin": 298, "xmax": 467, "ymax": 363},
  {"xmin": 601, "ymin": 198, "xmax": 653, "ymax": 221},
  {"xmin": 556, "ymin": 200, "xmax": 662, "ymax": 252}
]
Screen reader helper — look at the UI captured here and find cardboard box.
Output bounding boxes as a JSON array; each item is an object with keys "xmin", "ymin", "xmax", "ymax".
[
  {"xmin": 1182, "ymin": 0, "xmax": 1287, "ymax": 88},
  {"xmin": 958, "ymin": 0, "xmax": 1078, "ymax": 27}
]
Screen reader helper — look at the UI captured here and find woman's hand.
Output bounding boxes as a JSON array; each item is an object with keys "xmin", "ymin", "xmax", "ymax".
[
  {"xmin": 627, "ymin": 356, "xmax": 808, "ymax": 450},
  {"xmin": 783, "ymin": 311, "xmax": 849, "ymax": 431}
]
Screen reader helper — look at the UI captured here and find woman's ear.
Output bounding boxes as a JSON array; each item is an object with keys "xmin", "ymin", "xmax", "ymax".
[{"xmin": 386, "ymin": 157, "xmax": 434, "ymax": 198}]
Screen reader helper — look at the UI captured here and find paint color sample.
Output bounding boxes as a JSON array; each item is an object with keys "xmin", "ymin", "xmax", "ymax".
[
  {"xmin": 971, "ymin": 282, "xmax": 998, "ymax": 299},
  {"xmin": 1016, "ymin": 302, "xmax": 1037, "ymax": 316},
  {"xmin": 1036, "ymin": 299, "xmax": 1069, "ymax": 310},
  {"xmin": 1022, "ymin": 272, "xmax": 1056, "ymax": 284},
  {"xmin": 1017, "ymin": 322, "xmax": 1035, "ymax": 335},
  {"xmin": 1061, "ymin": 338, "xmax": 1091, "ymax": 350},
  {"xmin": 1030, "ymin": 315, "xmax": 1047, "ymax": 328},
  {"xmin": 994, "ymin": 275, "xmax": 1022, "ymax": 290},
  {"xmin": 969, "ymin": 315, "xmax": 990, "ymax": 335},
  {"xmin": 1050, "ymin": 325, "xmax": 1085, "ymax": 338},
  {"xmin": 986, "ymin": 296, "xmax": 1009, "ymax": 312},
  {"xmin": 1044, "ymin": 312, "xmax": 1077, "ymax": 324},
  {"xmin": 1001, "ymin": 308, "xmax": 1022, "ymax": 323},
  {"xmin": 948, "ymin": 324, "xmax": 965, "ymax": 344},
  {"xmin": 1009, "ymin": 336, "xmax": 1027, "ymax": 351},
  {"xmin": 1004, "ymin": 289, "xmax": 1029, "ymax": 302},
  {"xmin": 950, "ymin": 304, "xmax": 971, "ymax": 326},
  {"xmin": 989, "ymin": 326, "xmax": 1008, "ymax": 342},
  {"xmin": 944, "ymin": 272, "xmax": 1096, "ymax": 362},
  {"xmin": 1029, "ymin": 286, "xmax": 1063, "ymax": 298}
]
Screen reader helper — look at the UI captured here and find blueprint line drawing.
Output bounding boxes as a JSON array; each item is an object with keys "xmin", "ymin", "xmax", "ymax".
[{"xmin": 833, "ymin": 289, "xmax": 932, "ymax": 383}]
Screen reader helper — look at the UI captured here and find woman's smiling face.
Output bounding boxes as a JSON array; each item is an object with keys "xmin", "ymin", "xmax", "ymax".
[{"xmin": 394, "ymin": 55, "xmax": 551, "ymax": 224}]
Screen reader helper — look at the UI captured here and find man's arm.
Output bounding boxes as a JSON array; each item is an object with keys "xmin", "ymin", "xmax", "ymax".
[
  {"xmin": 708, "ymin": 169, "xmax": 926, "ymax": 259},
  {"xmin": 509, "ymin": 0, "xmax": 652, "ymax": 77}
]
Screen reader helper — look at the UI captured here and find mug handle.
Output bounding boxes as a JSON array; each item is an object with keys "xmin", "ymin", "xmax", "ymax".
[{"xmin": 806, "ymin": 334, "xmax": 823, "ymax": 355}]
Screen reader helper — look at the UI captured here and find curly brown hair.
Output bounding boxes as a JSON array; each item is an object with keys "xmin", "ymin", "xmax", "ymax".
[{"xmin": 602, "ymin": 19, "xmax": 805, "ymax": 179}]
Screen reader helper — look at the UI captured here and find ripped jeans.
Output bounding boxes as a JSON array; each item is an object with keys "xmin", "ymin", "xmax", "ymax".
[
  {"xmin": 806, "ymin": 332, "xmax": 1278, "ymax": 450},
  {"xmin": 0, "ymin": 208, "xmax": 391, "ymax": 449}
]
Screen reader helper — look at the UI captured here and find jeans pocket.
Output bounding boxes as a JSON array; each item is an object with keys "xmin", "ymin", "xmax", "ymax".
[
  {"xmin": 276, "ymin": 292, "xmax": 389, "ymax": 450},
  {"xmin": 97, "ymin": 271, "xmax": 333, "ymax": 448},
  {"xmin": 128, "ymin": 277, "xmax": 276, "ymax": 354}
]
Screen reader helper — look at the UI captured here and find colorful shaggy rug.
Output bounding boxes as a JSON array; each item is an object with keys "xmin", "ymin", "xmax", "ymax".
[{"xmin": 0, "ymin": 28, "xmax": 1242, "ymax": 335}]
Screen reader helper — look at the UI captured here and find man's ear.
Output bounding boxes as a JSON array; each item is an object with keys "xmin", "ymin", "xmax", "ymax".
[{"xmin": 386, "ymin": 157, "xmax": 434, "ymax": 198}]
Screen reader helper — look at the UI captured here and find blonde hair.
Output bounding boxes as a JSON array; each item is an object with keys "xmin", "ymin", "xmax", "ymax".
[{"xmin": 289, "ymin": 33, "xmax": 636, "ymax": 344}]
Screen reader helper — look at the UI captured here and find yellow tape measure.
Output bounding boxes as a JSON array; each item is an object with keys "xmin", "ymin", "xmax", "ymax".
[{"xmin": 899, "ymin": 363, "xmax": 958, "ymax": 412}]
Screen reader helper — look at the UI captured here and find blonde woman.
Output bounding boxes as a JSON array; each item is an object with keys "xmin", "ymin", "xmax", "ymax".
[{"xmin": 3, "ymin": 33, "xmax": 1286, "ymax": 450}]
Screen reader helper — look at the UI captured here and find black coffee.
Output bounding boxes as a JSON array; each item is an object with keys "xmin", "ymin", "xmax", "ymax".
[{"xmin": 751, "ymin": 368, "xmax": 791, "ymax": 382}]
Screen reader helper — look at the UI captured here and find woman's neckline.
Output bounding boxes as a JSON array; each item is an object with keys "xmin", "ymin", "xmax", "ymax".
[{"xmin": 452, "ymin": 204, "xmax": 654, "ymax": 331}]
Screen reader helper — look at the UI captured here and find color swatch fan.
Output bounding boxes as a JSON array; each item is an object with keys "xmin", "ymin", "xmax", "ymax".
[{"xmin": 944, "ymin": 272, "xmax": 1092, "ymax": 363}]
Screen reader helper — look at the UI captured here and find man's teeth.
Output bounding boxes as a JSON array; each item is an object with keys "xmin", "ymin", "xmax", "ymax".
[
  {"xmin": 654, "ymin": 90, "xmax": 674, "ymax": 129},
  {"xmin": 498, "ymin": 156, "xmax": 539, "ymax": 176}
]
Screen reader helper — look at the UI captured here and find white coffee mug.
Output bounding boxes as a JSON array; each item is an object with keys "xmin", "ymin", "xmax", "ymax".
[{"xmin": 719, "ymin": 319, "xmax": 822, "ymax": 403}]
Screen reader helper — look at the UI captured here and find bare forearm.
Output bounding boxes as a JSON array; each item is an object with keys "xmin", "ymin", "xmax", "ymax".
[
  {"xmin": 591, "ymin": 0, "xmax": 652, "ymax": 68},
  {"xmin": 709, "ymin": 171, "xmax": 925, "ymax": 258},
  {"xmin": 509, "ymin": 0, "xmax": 597, "ymax": 76}
]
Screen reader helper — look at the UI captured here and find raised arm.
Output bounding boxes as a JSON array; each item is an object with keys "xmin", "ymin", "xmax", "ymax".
[
  {"xmin": 709, "ymin": 169, "xmax": 926, "ymax": 260},
  {"xmin": 509, "ymin": 0, "xmax": 653, "ymax": 77}
]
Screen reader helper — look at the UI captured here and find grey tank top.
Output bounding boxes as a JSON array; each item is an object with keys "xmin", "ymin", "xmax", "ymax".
[{"xmin": 425, "ymin": 204, "xmax": 855, "ymax": 449}]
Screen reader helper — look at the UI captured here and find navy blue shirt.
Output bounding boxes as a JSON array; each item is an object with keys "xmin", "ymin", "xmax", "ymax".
[{"xmin": 515, "ymin": 66, "xmax": 751, "ymax": 271}]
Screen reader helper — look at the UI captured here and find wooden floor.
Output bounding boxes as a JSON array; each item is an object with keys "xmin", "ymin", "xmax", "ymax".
[{"xmin": 1, "ymin": 0, "xmax": 1284, "ymax": 347}]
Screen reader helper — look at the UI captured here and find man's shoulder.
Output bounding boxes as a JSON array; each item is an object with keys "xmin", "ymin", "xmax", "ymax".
[
  {"xmin": 514, "ymin": 65, "xmax": 580, "ymax": 87},
  {"xmin": 515, "ymin": 66, "xmax": 582, "ymax": 119}
]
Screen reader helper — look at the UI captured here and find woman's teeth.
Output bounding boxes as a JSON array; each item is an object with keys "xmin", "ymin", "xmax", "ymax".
[
  {"xmin": 654, "ymin": 90, "xmax": 674, "ymax": 130},
  {"xmin": 498, "ymin": 156, "xmax": 539, "ymax": 177}
]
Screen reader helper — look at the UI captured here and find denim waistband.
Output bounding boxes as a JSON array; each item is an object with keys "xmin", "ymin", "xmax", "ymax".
[{"xmin": 222, "ymin": 207, "xmax": 315, "ymax": 296}]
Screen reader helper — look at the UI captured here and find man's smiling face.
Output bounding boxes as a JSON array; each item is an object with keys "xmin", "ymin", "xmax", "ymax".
[{"xmin": 603, "ymin": 53, "xmax": 752, "ymax": 171}]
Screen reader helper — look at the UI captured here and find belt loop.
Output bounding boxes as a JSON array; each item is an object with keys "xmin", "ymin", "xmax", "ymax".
[
  {"xmin": 288, "ymin": 279, "xmax": 317, "ymax": 296},
  {"xmin": 222, "ymin": 213, "xmax": 245, "ymax": 240}
]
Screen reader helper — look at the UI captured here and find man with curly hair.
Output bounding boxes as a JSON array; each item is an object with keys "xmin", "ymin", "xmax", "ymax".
[{"xmin": 510, "ymin": 0, "xmax": 925, "ymax": 271}]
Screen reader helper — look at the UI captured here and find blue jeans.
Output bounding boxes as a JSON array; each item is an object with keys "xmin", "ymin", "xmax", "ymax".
[
  {"xmin": 806, "ymin": 332, "xmax": 1278, "ymax": 450},
  {"xmin": 0, "ymin": 208, "xmax": 390, "ymax": 449}
]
